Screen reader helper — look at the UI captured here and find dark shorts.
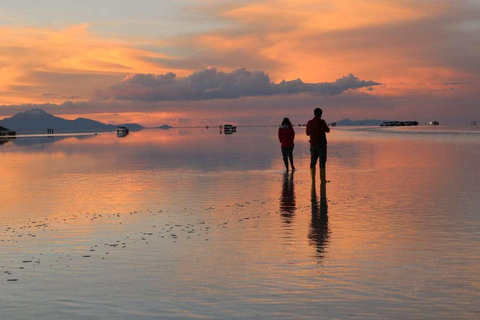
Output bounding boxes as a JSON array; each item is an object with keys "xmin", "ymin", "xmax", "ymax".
[
  {"xmin": 310, "ymin": 144, "xmax": 327, "ymax": 168},
  {"xmin": 281, "ymin": 146, "xmax": 294, "ymax": 158}
]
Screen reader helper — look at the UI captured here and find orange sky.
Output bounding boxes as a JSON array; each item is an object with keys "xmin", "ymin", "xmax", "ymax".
[{"xmin": 0, "ymin": 0, "xmax": 479, "ymax": 125}]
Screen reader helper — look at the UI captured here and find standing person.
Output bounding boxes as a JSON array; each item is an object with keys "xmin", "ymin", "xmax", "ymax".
[
  {"xmin": 306, "ymin": 108, "xmax": 330, "ymax": 182},
  {"xmin": 278, "ymin": 118, "xmax": 296, "ymax": 171}
]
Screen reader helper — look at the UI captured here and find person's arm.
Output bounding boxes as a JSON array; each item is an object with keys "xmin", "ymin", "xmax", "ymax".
[
  {"xmin": 323, "ymin": 120, "xmax": 330, "ymax": 133},
  {"xmin": 292, "ymin": 127, "xmax": 295, "ymax": 140},
  {"xmin": 306, "ymin": 121, "xmax": 311, "ymax": 136},
  {"xmin": 278, "ymin": 128, "xmax": 282, "ymax": 143}
]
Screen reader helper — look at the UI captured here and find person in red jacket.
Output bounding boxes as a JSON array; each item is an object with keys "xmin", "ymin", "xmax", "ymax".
[
  {"xmin": 278, "ymin": 117, "xmax": 296, "ymax": 171},
  {"xmin": 306, "ymin": 108, "xmax": 330, "ymax": 182}
]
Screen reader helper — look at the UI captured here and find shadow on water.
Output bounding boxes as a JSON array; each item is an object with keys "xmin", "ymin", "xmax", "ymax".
[
  {"xmin": 279, "ymin": 171, "xmax": 296, "ymax": 225},
  {"xmin": 309, "ymin": 181, "xmax": 329, "ymax": 261}
]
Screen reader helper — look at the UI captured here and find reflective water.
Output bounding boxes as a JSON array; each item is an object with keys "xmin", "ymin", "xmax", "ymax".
[{"xmin": 1, "ymin": 126, "xmax": 479, "ymax": 319}]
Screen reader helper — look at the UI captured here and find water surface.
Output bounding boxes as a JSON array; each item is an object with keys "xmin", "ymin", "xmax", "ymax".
[{"xmin": 1, "ymin": 126, "xmax": 479, "ymax": 319}]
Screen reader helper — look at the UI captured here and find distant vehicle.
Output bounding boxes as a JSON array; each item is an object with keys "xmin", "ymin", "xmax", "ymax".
[
  {"xmin": 116, "ymin": 126, "xmax": 129, "ymax": 137},
  {"xmin": 222, "ymin": 124, "xmax": 237, "ymax": 132},
  {"xmin": 429, "ymin": 121, "xmax": 439, "ymax": 125},
  {"xmin": 380, "ymin": 121, "xmax": 418, "ymax": 127},
  {"xmin": 0, "ymin": 126, "xmax": 16, "ymax": 136},
  {"xmin": 116, "ymin": 126, "xmax": 129, "ymax": 134}
]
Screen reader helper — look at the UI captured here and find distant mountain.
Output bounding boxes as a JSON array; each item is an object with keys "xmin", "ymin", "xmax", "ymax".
[
  {"xmin": 334, "ymin": 118, "xmax": 386, "ymax": 126},
  {"xmin": 0, "ymin": 109, "xmax": 144, "ymax": 133},
  {"xmin": 158, "ymin": 124, "xmax": 173, "ymax": 130}
]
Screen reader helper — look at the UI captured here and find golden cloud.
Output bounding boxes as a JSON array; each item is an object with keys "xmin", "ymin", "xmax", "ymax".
[
  {"xmin": 0, "ymin": 24, "xmax": 183, "ymax": 104},
  {"xmin": 0, "ymin": 0, "xmax": 478, "ymax": 112}
]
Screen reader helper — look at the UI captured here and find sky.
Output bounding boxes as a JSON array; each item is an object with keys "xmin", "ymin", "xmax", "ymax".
[{"xmin": 0, "ymin": 0, "xmax": 479, "ymax": 126}]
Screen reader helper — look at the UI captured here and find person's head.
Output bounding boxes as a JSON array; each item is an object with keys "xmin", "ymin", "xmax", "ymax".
[
  {"xmin": 281, "ymin": 117, "xmax": 292, "ymax": 126},
  {"xmin": 314, "ymin": 108, "xmax": 323, "ymax": 117}
]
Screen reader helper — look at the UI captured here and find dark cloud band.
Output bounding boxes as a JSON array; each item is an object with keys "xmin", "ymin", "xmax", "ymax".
[{"xmin": 97, "ymin": 68, "xmax": 381, "ymax": 101}]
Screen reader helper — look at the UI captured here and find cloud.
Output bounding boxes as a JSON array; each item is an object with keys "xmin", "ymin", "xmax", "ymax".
[
  {"xmin": 1, "ymin": 0, "xmax": 479, "ymax": 125},
  {"xmin": 0, "ymin": 24, "xmax": 184, "ymax": 104},
  {"xmin": 2, "ymin": 88, "xmax": 479, "ymax": 127},
  {"xmin": 174, "ymin": 118, "xmax": 191, "ymax": 125},
  {"xmin": 170, "ymin": 0, "xmax": 480, "ymax": 97},
  {"xmin": 98, "ymin": 67, "xmax": 380, "ymax": 102},
  {"xmin": 42, "ymin": 93, "xmax": 82, "ymax": 99}
]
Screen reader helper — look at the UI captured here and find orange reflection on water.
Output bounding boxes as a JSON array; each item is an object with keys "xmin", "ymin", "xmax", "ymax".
[{"xmin": 1, "ymin": 127, "xmax": 478, "ymax": 264}]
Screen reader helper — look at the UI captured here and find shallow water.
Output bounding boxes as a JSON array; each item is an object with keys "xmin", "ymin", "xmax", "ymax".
[{"xmin": 1, "ymin": 126, "xmax": 479, "ymax": 319}]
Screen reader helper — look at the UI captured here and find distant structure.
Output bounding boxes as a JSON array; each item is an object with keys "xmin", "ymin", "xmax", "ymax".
[
  {"xmin": 222, "ymin": 124, "xmax": 237, "ymax": 134},
  {"xmin": 429, "ymin": 121, "xmax": 439, "ymax": 125},
  {"xmin": 328, "ymin": 122, "xmax": 337, "ymax": 127},
  {"xmin": 116, "ymin": 126, "xmax": 129, "ymax": 138},
  {"xmin": 380, "ymin": 121, "xmax": 419, "ymax": 127},
  {"xmin": 472, "ymin": 121, "xmax": 477, "ymax": 126},
  {"xmin": 116, "ymin": 126, "xmax": 129, "ymax": 133}
]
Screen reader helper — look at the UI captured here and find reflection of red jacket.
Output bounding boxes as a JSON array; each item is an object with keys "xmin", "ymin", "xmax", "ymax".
[{"xmin": 278, "ymin": 125, "xmax": 295, "ymax": 147}]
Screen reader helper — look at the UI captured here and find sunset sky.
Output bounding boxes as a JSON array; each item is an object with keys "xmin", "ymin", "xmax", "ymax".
[{"xmin": 1, "ymin": 0, "xmax": 479, "ymax": 126}]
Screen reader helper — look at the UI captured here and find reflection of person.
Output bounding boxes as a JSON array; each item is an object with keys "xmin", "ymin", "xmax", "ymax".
[
  {"xmin": 309, "ymin": 181, "xmax": 329, "ymax": 260},
  {"xmin": 306, "ymin": 108, "xmax": 330, "ymax": 182},
  {"xmin": 280, "ymin": 171, "xmax": 296, "ymax": 225},
  {"xmin": 278, "ymin": 118, "xmax": 296, "ymax": 171}
]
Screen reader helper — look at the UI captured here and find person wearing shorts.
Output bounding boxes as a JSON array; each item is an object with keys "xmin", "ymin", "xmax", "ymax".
[{"xmin": 306, "ymin": 108, "xmax": 330, "ymax": 182}]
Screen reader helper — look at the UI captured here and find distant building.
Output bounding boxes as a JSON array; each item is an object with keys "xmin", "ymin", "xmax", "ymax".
[{"xmin": 472, "ymin": 121, "xmax": 477, "ymax": 126}]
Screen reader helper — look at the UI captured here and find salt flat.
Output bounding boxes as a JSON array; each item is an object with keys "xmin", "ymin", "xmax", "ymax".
[{"xmin": 1, "ymin": 126, "xmax": 479, "ymax": 319}]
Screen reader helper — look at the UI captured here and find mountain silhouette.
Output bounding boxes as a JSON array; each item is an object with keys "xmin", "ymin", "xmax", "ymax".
[{"xmin": 0, "ymin": 109, "xmax": 144, "ymax": 133}]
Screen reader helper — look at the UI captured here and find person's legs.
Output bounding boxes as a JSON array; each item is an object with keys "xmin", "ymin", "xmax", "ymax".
[
  {"xmin": 319, "ymin": 144, "xmax": 327, "ymax": 167},
  {"xmin": 288, "ymin": 146, "xmax": 295, "ymax": 170},
  {"xmin": 281, "ymin": 147, "xmax": 289, "ymax": 170},
  {"xmin": 310, "ymin": 146, "xmax": 319, "ymax": 181},
  {"xmin": 310, "ymin": 146, "xmax": 319, "ymax": 168},
  {"xmin": 319, "ymin": 144, "xmax": 327, "ymax": 182}
]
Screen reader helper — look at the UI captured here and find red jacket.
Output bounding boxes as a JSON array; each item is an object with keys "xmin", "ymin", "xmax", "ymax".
[
  {"xmin": 278, "ymin": 125, "xmax": 295, "ymax": 147},
  {"xmin": 306, "ymin": 117, "xmax": 330, "ymax": 145}
]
